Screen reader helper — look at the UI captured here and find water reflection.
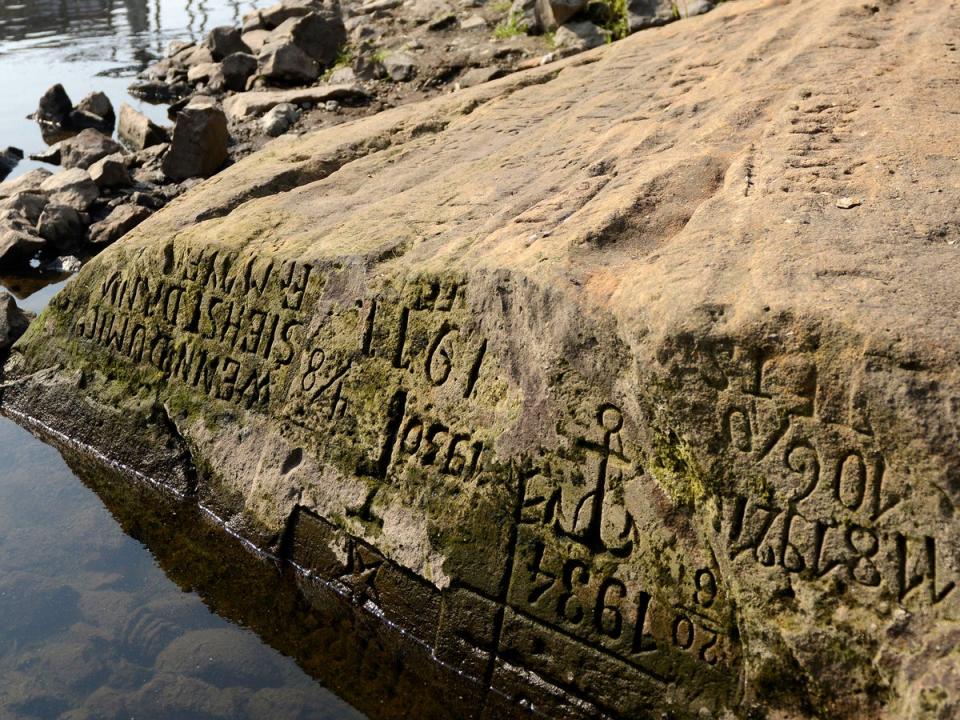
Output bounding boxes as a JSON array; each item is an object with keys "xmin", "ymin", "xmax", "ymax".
[
  {"xmin": 0, "ymin": 415, "xmax": 367, "ymax": 720},
  {"xmin": 4, "ymin": 419, "xmax": 492, "ymax": 720}
]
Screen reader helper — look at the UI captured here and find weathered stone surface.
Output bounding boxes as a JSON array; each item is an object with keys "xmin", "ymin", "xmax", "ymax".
[
  {"xmin": 553, "ymin": 20, "xmax": 609, "ymax": 50},
  {"xmin": 0, "ymin": 192, "xmax": 47, "ymax": 225},
  {"xmin": 161, "ymin": 106, "xmax": 229, "ymax": 182},
  {"xmin": 204, "ymin": 26, "xmax": 252, "ymax": 61},
  {"xmin": 37, "ymin": 204, "xmax": 85, "ymax": 250},
  {"xmin": 267, "ymin": 13, "xmax": 347, "ymax": 68},
  {"xmin": 88, "ymin": 153, "xmax": 132, "ymax": 190},
  {"xmin": 0, "ymin": 147, "xmax": 23, "ymax": 182},
  {"xmin": 0, "ymin": 292, "xmax": 29, "ymax": 353},
  {"xmin": 87, "ymin": 204, "xmax": 151, "ymax": 246},
  {"xmin": 0, "ymin": 169, "xmax": 52, "ymax": 199},
  {"xmin": 0, "ymin": 214, "xmax": 44, "ymax": 268},
  {"xmin": 118, "ymin": 104, "xmax": 170, "ymax": 151},
  {"xmin": 628, "ymin": 0, "xmax": 713, "ymax": 32},
  {"xmin": 35, "ymin": 83, "xmax": 73, "ymax": 126},
  {"xmin": 7, "ymin": 2, "xmax": 960, "ymax": 718},
  {"xmin": 383, "ymin": 52, "xmax": 416, "ymax": 81},
  {"xmin": 38, "ymin": 169, "xmax": 98, "ymax": 212},
  {"xmin": 59, "ymin": 129, "xmax": 123, "ymax": 170},
  {"xmin": 222, "ymin": 84, "xmax": 366, "ymax": 121},
  {"xmin": 257, "ymin": 40, "xmax": 320, "ymax": 84},
  {"xmin": 221, "ymin": 52, "xmax": 259, "ymax": 92}
]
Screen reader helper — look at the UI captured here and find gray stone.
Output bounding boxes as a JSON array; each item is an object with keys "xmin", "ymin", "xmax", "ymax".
[
  {"xmin": 186, "ymin": 62, "xmax": 223, "ymax": 84},
  {"xmin": 221, "ymin": 52, "xmax": 259, "ymax": 92},
  {"xmin": 37, "ymin": 203, "xmax": 84, "ymax": 249},
  {"xmin": 35, "ymin": 84, "xmax": 73, "ymax": 126},
  {"xmin": 58, "ymin": 129, "xmax": 123, "ymax": 170},
  {"xmin": 538, "ymin": 0, "xmax": 588, "ymax": 30},
  {"xmin": 118, "ymin": 104, "xmax": 170, "ymax": 151},
  {"xmin": 29, "ymin": 143, "xmax": 62, "ymax": 166},
  {"xmin": 460, "ymin": 14, "xmax": 487, "ymax": 29},
  {"xmin": 257, "ymin": 40, "xmax": 321, "ymax": 84},
  {"xmin": 161, "ymin": 106, "xmax": 229, "ymax": 181},
  {"xmin": 204, "ymin": 26, "xmax": 251, "ymax": 61},
  {"xmin": 627, "ymin": 0, "xmax": 713, "ymax": 31},
  {"xmin": 0, "ymin": 292, "xmax": 29, "ymax": 352},
  {"xmin": 261, "ymin": 103, "xmax": 301, "ymax": 136},
  {"xmin": 0, "ymin": 192, "xmax": 47, "ymax": 225},
  {"xmin": 327, "ymin": 66, "xmax": 356, "ymax": 84},
  {"xmin": 222, "ymin": 84, "xmax": 366, "ymax": 121},
  {"xmin": 0, "ymin": 168, "xmax": 52, "ymax": 199},
  {"xmin": 383, "ymin": 52, "xmax": 416, "ymax": 82},
  {"xmin": 87, "ymin": 203, "xmax": 151, "ymax": 246},
  {"xmin": 458, "ymin": 65, "xmax": 507, "ymax": 88},
  {"xmin": 171, "ymin": 44, "xmax": 216, "ymax": 68},
  {"xmin": 245, "ymin": 0, "xmax": 319, "ymax": 31},
  {"xmin": 0, "ymin": 221, "xmax": 44, "ymax": 269},
  {"xmin": 267, "ymin": 13, "xmax": 347, "ymax": 67},
  {"xmin": 39, "ymin": 168, "xmax": 99, "ymax": 211},
  {"xmin": 88, "ymin": 153, "xmax": 132, "ymax": 190},
  {"xmin": 0, "ymin": 147, "xmax": 23, "ymax": 181},
  {"xmin": 71, "ymin": 91, "xmax": 116, "ymax": 134},
  {"xmin": 241, "ymin": 29, "xmax": 272, "ymax": 54},
  {"xmin": 553, "ymin": 20, "xmax": 609, "ymax": 50}
]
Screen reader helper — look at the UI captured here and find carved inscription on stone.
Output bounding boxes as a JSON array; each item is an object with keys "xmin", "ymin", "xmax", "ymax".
[
  {"xmin": 673, "ymin": 338, "xmax": 959, "ymax": 615},
  {"xmin": 73, "ymin": 247, "xmax": 317, "ymax": 410},
  {"xmin": 502, "ymin": 403, "xmax": 741, "ymax": 704}
]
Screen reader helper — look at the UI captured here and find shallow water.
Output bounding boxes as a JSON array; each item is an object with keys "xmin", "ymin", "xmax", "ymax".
[{"xmin": 0, "ymin": 2, "xmax": 372, "ymax": 718}]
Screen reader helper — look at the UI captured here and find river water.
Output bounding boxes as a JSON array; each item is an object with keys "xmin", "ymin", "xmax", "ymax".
[{"xmin": 0, "ymin": 2, "xmax": 371, "ymax": 718}]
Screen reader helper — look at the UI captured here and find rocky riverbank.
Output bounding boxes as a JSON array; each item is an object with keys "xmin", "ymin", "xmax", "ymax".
[
  {"xmin": 6, "ymin": 0, "xmax": 960, "ymax": 717},
  {"xmin": 0, "ymin": 0, "xmax": 718, "ymax": 327}
]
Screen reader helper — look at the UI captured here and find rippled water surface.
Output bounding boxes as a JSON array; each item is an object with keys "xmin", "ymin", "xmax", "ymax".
[{"xmin": 0, "ymin": 2, "xmax": 370, "ymax": 718}]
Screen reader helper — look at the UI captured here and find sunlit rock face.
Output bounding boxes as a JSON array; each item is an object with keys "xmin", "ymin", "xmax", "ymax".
[{"xmin": 5, "ymin": 1, "xmax": 960, "ymax": 717}]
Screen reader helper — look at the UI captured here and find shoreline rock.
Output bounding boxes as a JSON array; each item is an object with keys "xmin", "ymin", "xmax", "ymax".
[{"xmin": 6, "ymin": 2, "xmax": 960, "ymax": 719}]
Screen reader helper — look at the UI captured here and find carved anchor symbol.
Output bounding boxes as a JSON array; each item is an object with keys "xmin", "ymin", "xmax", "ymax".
[{"xmin": 552, "ymin": 405, "xmax": 637, "ymax": 558}]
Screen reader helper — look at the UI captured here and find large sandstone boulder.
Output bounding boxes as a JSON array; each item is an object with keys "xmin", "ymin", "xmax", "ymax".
[{"xmin": 5, "ymin": 1, "xmax": 960, "ymax": 718}]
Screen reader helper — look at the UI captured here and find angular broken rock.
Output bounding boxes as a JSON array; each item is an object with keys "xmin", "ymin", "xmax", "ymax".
[
  {"xmin": 261, "ymin": 102, "xmax": 301, "ymax": 136},
  {"xmin": 39, "ymin": 168, "xmax": 99, "ymax": 212},
  {"xmin": 37, "ymin": 203, "xmax": 84, "ymax": 250},
  {"xmin": 88, "ymin": 153, "xmax": 132, "ymax": 190},
  {"xmin": 0, "ymin": 192, "xmax": 47, "ymax": 225},
  {"xmin": 58, "ymin": 129, "xmax": 123, "ymax": 170},
  {"xmin": 204, "ymin": 26, "xmax": 252, "ymax": 61},
  {"xmin": 161, "ymin": 106, "xmax": 229, "ymax": 181},
  {"xmin": 268, "ymin": 13, "xmax": 347, "ymax": 68},
  {"xmin": 257, "ymin": 40, "xmax": 320, "ymax": 84},
  {"xmin": 87, "ymin": 204, "xmax": 151, "ymax": 246},
  {"xmin": 553, "ymin": 20, "xmax": 609, "ymax": 51},
  {"xmin": 70, "ymin": 90, "xmax": 116, "ymax": 134},
  {"xmin": 0, "ymin": 292, "xmax": 30, "ymax": 352},
  {"xmin": 35, "ymin": 83, "xmax": 73, "ymax": 127},
  {"xmin": 628, "ymin": 0, "xmax": 713, "ymax": 32},
  {"xmin": 118, "ymin": 104, "xmax": 170, "ymax": 151},
  {"xmin": 0, "ymin": 223, "xmax": 44, "ymax": 269},
  {"xmin": 7, "ymin": 2, "xmax": 960, "ymax": 719},
  {"xmin": 222, "ymin": 84, "xmax": 366, "ymax": 121},
  {"xmin": 221, "ymin": 52, "xmax": 259, "ymax": 92},
  {"xmin": 0, "ymin": 168, "xmax": 52, "ymax": 199},
  {"xmin": 0, "ymin": 147, "xmax": 23, "ymax": 182},
  {"xmin": 383, "ymin": 52, "xmax": 416, "ymax": 82}
]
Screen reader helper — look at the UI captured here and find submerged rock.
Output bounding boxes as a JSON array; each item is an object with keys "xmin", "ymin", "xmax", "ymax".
[{"xmin": 6, "ymin": 2, "xmax": 960, "ymax": 719}]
